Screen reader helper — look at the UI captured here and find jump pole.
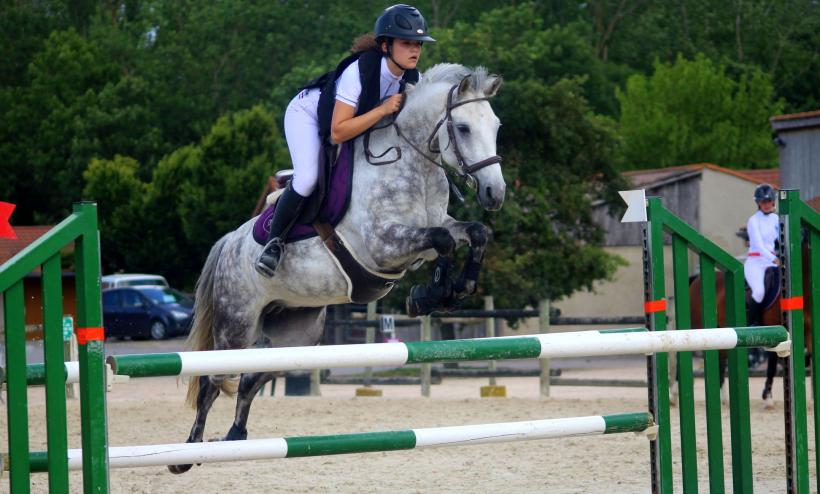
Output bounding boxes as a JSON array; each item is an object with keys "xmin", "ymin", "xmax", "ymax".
[
  {"xmin": 20, "ymin": 412, "xmax": 655, "ymax": 471},
  {"xmin": 105, "ymin": 326, "xmax": 789, "ymax": 380}
]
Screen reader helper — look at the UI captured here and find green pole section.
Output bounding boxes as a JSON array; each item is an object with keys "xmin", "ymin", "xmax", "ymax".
[
  {"xmin": 285, "ymin": 430, "xmax": 417, "ymax": 457},
  {"xmin": 73, "ymin": 203, "xmax": 109, "ymax": 494},
  {"xmin": 602, "ymin": 412, "xmax": 655, "ymax": 434},
  {"xmin": 42, "ymin": 255, "xmax": 69, "ymax": 493},
  {"xmin": 3, "ymin": 281, "xmax": 31, "ymax": 493},
  {"xmin": 779, "ymin": 190, "xmax": 810, "ymax": 494},
  {"xmin": 645, "ymin": 198, "xmax": 672, "ymax": 494},
  {"xmin": 671, "ymin": 234, "xmax": 698, "ymax": 493},
  {"xmin": 405, "ymin": 337, "xmax": 542, "ymax": 363},
  {"xmin": 107, "ymin": 353, "xmax": 182, "ymax": 378},
  {"xmin": 810, "ymin": 226, "xmax": 820, "ymax": 494},
  {"xmin": 699, "ymin": 255, "xmax": 724, "ymax": 494},
  {"xmin": 725, "ymin": 267, "xmax": 754, "ymax": 493}
]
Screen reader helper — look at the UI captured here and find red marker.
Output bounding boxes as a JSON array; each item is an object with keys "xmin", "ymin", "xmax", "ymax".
[{"xmin": 0, "ymin": 202, "xmax": 16, "ymax": 239}]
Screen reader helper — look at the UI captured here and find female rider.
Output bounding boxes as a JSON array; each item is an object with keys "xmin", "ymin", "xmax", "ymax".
[
  {"xmin": 256, "ymin": 4, "xmax": 436, "ymax": 277},
  {"xmin": 744, "ymin": 183, "xmax": 779, "ymax": 325}
]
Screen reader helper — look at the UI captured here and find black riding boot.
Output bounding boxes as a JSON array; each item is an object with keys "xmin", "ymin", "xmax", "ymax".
[
  {"xmin": 255, "ymin": 185, "xmax": 307, "ymax": 277},
  {"xmin": 747, "ymin": 299, "xmax": 764, "ymax": 327}
]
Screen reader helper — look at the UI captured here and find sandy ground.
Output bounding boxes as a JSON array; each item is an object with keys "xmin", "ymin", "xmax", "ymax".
[{"xmin": 1, "ymin": 364, "xmax": 815, "ymax": 494}]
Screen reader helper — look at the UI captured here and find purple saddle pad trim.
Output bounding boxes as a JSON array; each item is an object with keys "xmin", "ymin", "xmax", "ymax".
[{"xmin": 253, "ymin": 143, "xmax": 353, "ymax": 245}]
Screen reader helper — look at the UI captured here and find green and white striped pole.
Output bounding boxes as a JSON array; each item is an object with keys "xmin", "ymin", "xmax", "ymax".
[
  {"xmin": 104, "ymin": 326, "xmax": 788, "ymax": 380},
  {"xmin": 22, "ymin": 412, "xmax": 654, "ymax": 471}
]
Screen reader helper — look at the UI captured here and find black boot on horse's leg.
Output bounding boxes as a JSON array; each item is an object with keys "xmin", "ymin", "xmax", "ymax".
[
  {"xmin": 406, "ymin": 256, "xmax": 455, "ymax": 317},
  {"xmin": 256, "ymin": 184, "xmax": 307, "ymax": 277}
]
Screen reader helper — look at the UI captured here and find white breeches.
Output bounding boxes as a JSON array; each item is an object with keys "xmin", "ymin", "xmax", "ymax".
[
  {"xmin": 744, "ymin": 257, "xmax": 774, "ymax": 303},
  {"xmin": 284, "ymin": 89, "xmax": 322, "ymax": 197}
]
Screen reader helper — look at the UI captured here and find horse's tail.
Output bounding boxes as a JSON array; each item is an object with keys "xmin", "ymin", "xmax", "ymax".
[{"xmin": 184, "ymin": 235, "xmax": 227, "ymax": 408}]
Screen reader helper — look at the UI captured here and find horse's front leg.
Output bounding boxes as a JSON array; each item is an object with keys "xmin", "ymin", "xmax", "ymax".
[
  {"xmin": 370, "ymin": 223, "xmax": 456, "ymax": 267},
  {"xmin": 442, "ymin": 219, "xmax": 490, "ymax": 298}
]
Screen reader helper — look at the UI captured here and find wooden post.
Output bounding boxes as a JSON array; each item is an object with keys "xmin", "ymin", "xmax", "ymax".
[
  {"xmin": 480, "ymin": 296, "xmax": 506, "ymax": 398},
  {"xmin": 420, "ymin": 316, "xmax": 431, "ymax": 397},
  {"xmin": 356, "ymin": 302, "xmax": 382, "ymax": 397},
  {"xmin": 539, "ymin": 299, "xmax": 550, "ymax": 398}
]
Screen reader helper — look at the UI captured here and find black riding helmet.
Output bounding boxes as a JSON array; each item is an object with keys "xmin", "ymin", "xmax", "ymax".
[
  {"xmin": 754, "ymin": 183, "xmax": 776, "ymax": 203},
  {"xmin": 374, "ymin": 4, "xmax": 436, "ymax": 43}
]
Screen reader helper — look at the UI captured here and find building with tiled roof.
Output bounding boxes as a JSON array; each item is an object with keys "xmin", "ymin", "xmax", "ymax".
[
  {"xmin": 0, "ymin": 225, "xmax": 78, "ymax": 332},
  {"xmin": 0, "ymin": 225, "xmax": 55, "ymax": 266},
  {"xmin": 554, "ymin": 162, "xmax": 780, "ymax": 326},
  {"xmin": 771, "ymin": 109, "xmax": 820, "ymax": 201}
]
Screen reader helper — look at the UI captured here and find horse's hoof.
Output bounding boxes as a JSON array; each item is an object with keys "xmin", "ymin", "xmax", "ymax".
[
  {"xmin": 225, "ymin": 424, "xmax": 248, "ymax": 441},
  {"xmin": 764, "ymin": 397, "xmax": 776, "ymax": 410},
  {"xmin": 168, "ymin": 463, "xmax": 192, "ymax": 474}
]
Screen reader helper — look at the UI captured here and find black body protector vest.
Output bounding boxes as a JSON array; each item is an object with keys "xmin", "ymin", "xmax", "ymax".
[{"xmin": 305, "ymin": 49, "xmax": 419, "ymax": 143}]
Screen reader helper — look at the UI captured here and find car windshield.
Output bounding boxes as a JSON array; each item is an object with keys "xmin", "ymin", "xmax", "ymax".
[{"xmin": 139, "ymin": 288, "xmax": 193, "ymax": 307}]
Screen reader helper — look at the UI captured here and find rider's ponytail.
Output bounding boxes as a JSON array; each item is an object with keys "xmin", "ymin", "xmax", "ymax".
[{"xmin": 350, "ymin": 33, "xmax": 378, "ymax": 53}]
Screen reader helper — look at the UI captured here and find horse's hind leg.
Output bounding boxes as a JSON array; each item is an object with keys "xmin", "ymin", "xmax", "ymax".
[
  {"xmin": 762, "ymin": 352, "xmax": 778, "ymax": 409},
  {"xmin": 225, "ymin": 371, "xmax": 277, "ymax": 441},
  {"xmin": 168, "ymin": 376, "xmax": 222, "ymax": 474}
]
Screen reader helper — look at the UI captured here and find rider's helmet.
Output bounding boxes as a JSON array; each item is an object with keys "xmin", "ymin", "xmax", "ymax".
[
  {"xmin": 374, "ymin": 4, "xmax": 436, "ymax": 43},
  {"xmin": 754, "ymin": 183, "xmax": 776, "ymax": 203}
]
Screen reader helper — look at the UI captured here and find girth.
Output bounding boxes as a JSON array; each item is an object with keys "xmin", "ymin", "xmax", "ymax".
[{"xmin": 313, "ymin": 222, "xmax": 404, "ymax": 304}]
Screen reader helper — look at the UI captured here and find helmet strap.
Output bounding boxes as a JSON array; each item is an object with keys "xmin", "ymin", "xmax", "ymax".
[{"xmin": 386, "ymin": 41, "xmax": 409, "ymax": 72}]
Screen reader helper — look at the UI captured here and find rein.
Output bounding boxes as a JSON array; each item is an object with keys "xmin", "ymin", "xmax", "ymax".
[{"xmin": 363, "ymin": 80, "xmax": 502, "ymax": 191}]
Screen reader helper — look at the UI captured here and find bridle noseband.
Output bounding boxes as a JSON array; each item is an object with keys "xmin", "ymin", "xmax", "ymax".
[{"xmin": 364, "ymin": 79, "xmax": 502, "ymax": 190}]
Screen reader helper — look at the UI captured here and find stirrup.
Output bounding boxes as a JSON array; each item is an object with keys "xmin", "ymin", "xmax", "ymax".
[{"xmin": 255, "ymin": 238, "xmax": 285, "ymax": 277}]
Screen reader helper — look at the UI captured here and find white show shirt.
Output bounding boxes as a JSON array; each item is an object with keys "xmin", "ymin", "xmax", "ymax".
[{"xmin": 335, "ymin": 57, "xmax": 403, "ymax": 109}]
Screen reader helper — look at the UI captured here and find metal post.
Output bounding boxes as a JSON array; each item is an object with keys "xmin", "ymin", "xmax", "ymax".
[
  {"xmin": 538, "ymin": 299, "xmax": 551, "ymax": 397},
  {"xmin": 420, "ymin": 316, "xmax": 431, "ymax": 397}
]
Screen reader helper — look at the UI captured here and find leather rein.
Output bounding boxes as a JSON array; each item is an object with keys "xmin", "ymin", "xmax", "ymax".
[{"xmin": 363, "ymin": 80, "xmax": 502, "ymax": 191}]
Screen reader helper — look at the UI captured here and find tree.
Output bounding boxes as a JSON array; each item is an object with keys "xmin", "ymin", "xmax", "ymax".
[
  {"xmin": 616, "ymin": 54, "xmax": 784, "ymax": 169},
  {"xmin": 382, "ymin": 4, "xmax": 627, "ymax": 311}
]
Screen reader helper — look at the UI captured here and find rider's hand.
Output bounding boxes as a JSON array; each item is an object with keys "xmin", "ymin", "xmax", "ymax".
[
  {"xmin": 774, "ymin": 258, "xmax": 780, "ymax": 266},
  {"xmin": 379, "ymin": 94, "xmax": 403, "ymax": 117}
]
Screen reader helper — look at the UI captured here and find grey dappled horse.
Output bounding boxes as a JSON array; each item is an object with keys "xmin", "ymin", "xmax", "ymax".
[{"xmin": 169, "ymin": 64, "xmax": 505, "ymax": 474}]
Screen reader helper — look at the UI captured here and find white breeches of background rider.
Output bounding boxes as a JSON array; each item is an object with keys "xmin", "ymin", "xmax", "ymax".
[
  {"xmin": 284, "ymin": 88, "xmax": 322, "ymax": 197},
  {"xmin": 744, "ymin": 257, "xmax": 774, "ymax": 303}
]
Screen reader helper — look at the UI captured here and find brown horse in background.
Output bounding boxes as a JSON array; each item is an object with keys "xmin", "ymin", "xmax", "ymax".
[{"xmin": 688, "ymin": 243, "xmax": 812, "ymax": 409}]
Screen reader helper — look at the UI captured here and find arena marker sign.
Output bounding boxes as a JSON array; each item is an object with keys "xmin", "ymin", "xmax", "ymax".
[
  {"xmin": 619, "ymin": 189, "xmax": 647, "ymax": 223},
  {"xmin": 0, "ymin": 202, "xmax": 16, "ymax": 239}
]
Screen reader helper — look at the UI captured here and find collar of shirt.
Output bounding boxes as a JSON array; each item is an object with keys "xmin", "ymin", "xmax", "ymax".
[{"xmin": 380, "ymin": 57, "xmax": 402, "ymax": 98}]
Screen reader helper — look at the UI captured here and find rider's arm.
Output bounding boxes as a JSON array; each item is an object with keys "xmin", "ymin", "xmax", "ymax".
[{"xmin": 330, "ymin": 98, "xmax": 399, "ymax": 144}]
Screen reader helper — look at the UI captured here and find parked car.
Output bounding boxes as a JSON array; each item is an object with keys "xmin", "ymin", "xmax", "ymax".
[
  {"xmin": 101, "ymin": 273, "xmax": 169, "ymax": 290},
  {"xmin": 102, "ymin": 286, "xmax": 193, "ymax": 340}
]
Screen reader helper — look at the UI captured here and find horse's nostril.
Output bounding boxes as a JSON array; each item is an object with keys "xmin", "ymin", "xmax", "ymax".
[{"xmin": 486, "ymin": 186, "xmax": 494, "ymax": 201}]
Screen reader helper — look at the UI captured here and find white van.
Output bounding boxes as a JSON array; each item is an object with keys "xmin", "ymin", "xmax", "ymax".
[{"xmin": 100, "ymin": 273, "xmax": 170, "ymax": 290}]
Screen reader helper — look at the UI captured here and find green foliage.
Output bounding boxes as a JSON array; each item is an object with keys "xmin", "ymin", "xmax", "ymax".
[
  {"xmin": 82, "ymin": 156, "xmax": 149, "ymax": 275},
  {"xmin": 4, "ymin": 0, "xmax": 819, "ymax": 300},
  {"xmin": 384, "ymin": 4, "xmax": 628, "ymax": 310},
  {"xmin": 176, "ymin": 106, "xmax": 286, "ymax": 259},
  {"xmin": 616, "ymin": 54, "xmax": 784, "ymax": 169}
]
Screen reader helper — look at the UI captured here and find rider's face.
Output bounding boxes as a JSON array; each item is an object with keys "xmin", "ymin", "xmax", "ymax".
[
  {"xmin": 759, "ymin": 199, "xmax": 775, "ymax": 213},
  {"xmin": 384, "ymin": 39, "xmax": 423, "ymax": 71}
]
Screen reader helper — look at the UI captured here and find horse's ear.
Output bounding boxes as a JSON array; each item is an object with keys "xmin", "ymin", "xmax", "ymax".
[
  {"xmin": 484, "ymin": 76, "xmax": 503, "ymax": 97},
  {"xmin": 457, "ymin": 75, "xmax": 472, "ymax": 96}
]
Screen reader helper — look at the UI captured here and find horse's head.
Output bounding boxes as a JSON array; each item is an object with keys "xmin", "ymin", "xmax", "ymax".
[{"xmin": 431, "ymin": 70, "xmax": 505, "ymax": 211}]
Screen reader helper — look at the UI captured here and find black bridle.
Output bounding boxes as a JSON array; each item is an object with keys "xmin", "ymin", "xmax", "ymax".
[{"xmin": 364, "ymin": 79, "xmax": 502, "ymax": 191}]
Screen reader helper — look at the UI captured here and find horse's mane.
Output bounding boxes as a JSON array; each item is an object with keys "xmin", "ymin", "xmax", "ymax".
[{"xmin": 410, "ymin": 63, "xmax": 496, "ymax": 99}]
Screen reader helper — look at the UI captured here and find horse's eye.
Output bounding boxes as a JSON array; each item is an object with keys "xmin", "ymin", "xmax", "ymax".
[{"xmin": 456, "ymin": 124, "xmax": 470, "ymax": 135}]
